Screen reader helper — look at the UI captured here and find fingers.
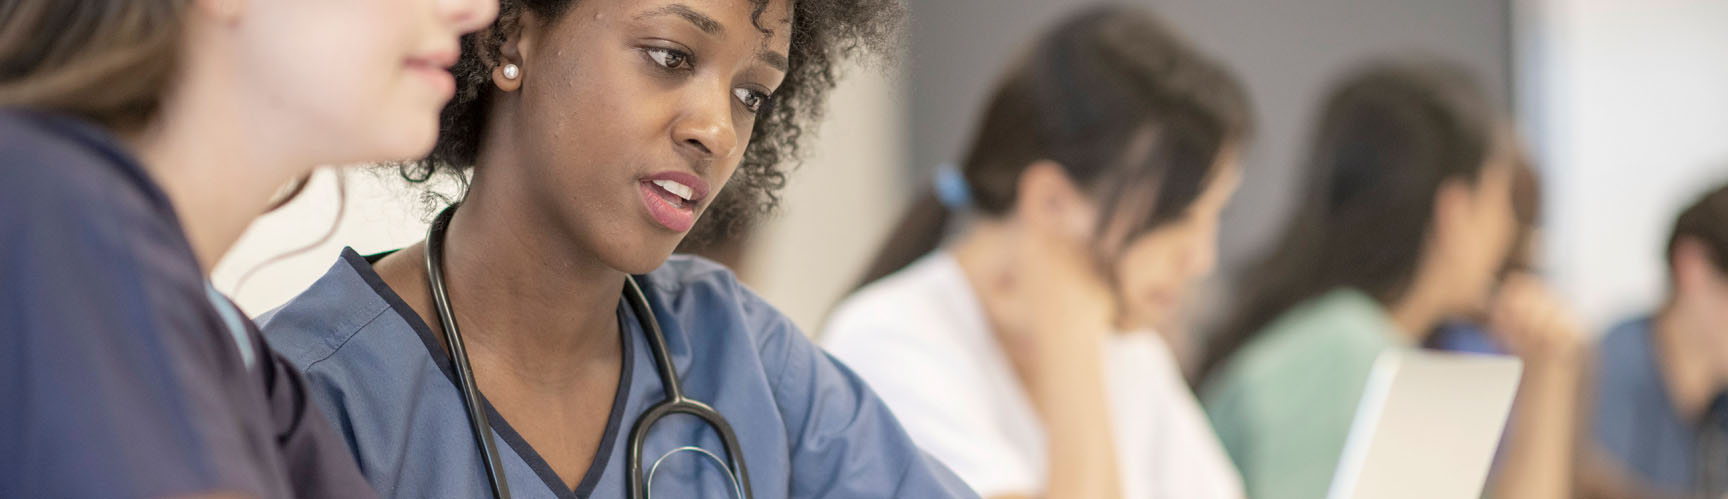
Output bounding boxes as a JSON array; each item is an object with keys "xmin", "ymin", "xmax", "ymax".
[{"xmin": 1487, "ymin": 272, "xmax": 1584, "ymax": 361}]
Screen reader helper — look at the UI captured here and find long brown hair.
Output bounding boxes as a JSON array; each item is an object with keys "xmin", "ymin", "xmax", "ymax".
[
  {"xmin": 854, "ymin": 4, "xmax": 1253, "ymax": 289},
  {"xmin": 1198, "ymin": 59, "xmax": 1500, "ymax": 382},
  {"xmin": 0, "ymin": 0, "xmax": 186, "ymax": 131}
]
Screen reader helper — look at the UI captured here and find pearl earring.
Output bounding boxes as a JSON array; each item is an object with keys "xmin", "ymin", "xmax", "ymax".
[{"xmin": 502, "ymin": 64, "xmax": 520, "ymax": 80}]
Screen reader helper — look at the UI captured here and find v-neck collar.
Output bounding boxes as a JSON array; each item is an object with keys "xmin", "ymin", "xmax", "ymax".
[{"xmin": 343, "ymin": 247, "xmax": 637, "ymax": 498}]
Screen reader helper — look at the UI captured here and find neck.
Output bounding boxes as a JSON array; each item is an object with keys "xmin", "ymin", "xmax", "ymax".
[
  {"xmin": 438, "ymin": 169, "xmax": 625, "ymax": 377},
  {"xmin": 126, "ymin": 65, "xmax": 301, "ymax": 275},
  {"xmin": 1654, "ymin": 308, "xmax": 1726, "ymax": 424}
]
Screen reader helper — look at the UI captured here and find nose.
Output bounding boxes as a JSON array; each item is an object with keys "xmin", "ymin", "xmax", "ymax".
[
  {"xmin": 670, "ymin": 81, "xmax": 740, "ymax": 163},
  {"xmin": 440, "ymin": 0, "xmax": 499, "ymax": 35}
]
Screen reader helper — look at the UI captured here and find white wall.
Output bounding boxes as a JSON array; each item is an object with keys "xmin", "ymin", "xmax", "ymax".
[
  {"xmin": 737, "ymin": 66, "xmax": 906, "ymax": 334},
  {"xmin": 210, "ymin": 169, "xmax": 448, "ymax": 315},
  {"xmin": 1517, "ymin": 0, "xmax": 1728, "ymax": 330}
]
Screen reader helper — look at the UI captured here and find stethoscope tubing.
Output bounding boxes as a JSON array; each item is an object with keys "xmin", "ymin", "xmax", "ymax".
[
  {"xmin": 424, "ymin": 204, "xmax": 753, "ymax": 499},
  {"xmin": 425, "ymin": 206, "xmax": 513, "ymax": 499}
]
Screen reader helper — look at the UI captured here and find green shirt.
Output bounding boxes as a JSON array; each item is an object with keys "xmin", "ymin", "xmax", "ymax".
[{"xmin": 1203, "ymin": 289, "xmax": 1410, "ymax": 499}]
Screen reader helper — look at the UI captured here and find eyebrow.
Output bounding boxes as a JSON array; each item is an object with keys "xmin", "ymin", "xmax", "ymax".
[
  {"xmin": 638, "ymin": 4, "xmax": 723, "ymax": 36},
  {"xmin": 758, "ymin": 50, "xmax": 788, "ymax": 73},
  {"xmin": 638, "ymin": 3, "xmax": 789, "ymax": 74}
]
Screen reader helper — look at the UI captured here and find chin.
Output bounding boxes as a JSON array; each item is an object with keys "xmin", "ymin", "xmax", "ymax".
[
  {"xmin": 614, "ymin": 256, "xmax": 668, "ymax": 275},
  {"xmin": 359, "ymin": 125, "xmax": 438, "ymax": 163},
  {"xmin": 601, "ymin": 233, "xmax": 682, "ymax": 275},
  {"xmin": 398, "ymin": 122, "xmax": 441, "ymax": 160}
]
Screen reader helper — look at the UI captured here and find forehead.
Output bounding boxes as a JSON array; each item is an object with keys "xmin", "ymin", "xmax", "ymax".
[{"xmin": 599, "ymin": 0, "xmax": 794, "ymax": 47}]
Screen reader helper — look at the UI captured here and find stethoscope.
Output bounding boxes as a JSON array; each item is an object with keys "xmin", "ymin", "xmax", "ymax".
[{"xmin": 424, "ymin": 205, "xmax": 754, "ymax": 499}]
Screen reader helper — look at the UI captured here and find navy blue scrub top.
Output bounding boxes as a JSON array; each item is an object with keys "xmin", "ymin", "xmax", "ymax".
[
  {"xmin": 259, "ymin": 248, "xmax": 978, "ymax": 498},
  {"xmin": 0, "ymin": 110, "xmax": 375, "ymax": 498}
]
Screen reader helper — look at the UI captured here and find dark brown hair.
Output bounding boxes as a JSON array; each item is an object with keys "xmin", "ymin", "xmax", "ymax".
[
  {"xmin": 1667, "ymin": 181, "xmax": 1728, "ymax": 277},
  {"xmin": 0, "ymin": 0, "xmax": 186, "ymax": 132},
  {"xmin": 1199, "ymin": 59, "xmax": 1501, "ymax": 382},
  {"xmin": 854, "ymin": 4, "xmax": 1254, "ymax": 289},
  {"xmin": 397, "ymin": 0, "xmax": 905, "ymax": 244}
]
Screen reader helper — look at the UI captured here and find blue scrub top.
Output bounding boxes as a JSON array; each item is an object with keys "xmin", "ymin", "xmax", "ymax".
[
  {"xmin": 0, "ymin": 110, "xmax": 374, "ymax": 498},
  {"xmin": 260, "ymin": 248, "xmax": 977, "ymax": 498},
  {"xmin": 1593, "ymin": 316, "xmax": 1728, "ymax": 495}
]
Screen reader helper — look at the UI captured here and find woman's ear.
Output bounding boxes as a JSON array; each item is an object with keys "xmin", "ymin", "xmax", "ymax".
[
  {"xmin": 490, "ymin": 12, "xmax": 542, "ymax": 93},
  {"xmin": 1015, "ymin": 160, "xmax": 1096, "ymax": 243}
]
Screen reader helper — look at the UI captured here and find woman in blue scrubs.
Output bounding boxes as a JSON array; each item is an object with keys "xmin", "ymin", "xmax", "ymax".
[
  {"xmin": 0, "ymin": 0, "xmax": 495, "ymax": 497},
  {"xmin": 258, "ymin": 0, "xmax": 974, "ymax": 497}
]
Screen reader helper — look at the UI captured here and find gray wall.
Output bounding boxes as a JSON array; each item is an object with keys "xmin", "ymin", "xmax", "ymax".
[{"xmin": 904, "ymin": 0, "xmax": 1511, "ymax": 273}]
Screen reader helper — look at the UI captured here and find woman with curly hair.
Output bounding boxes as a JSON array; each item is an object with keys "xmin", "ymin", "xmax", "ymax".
[{"xmin": 256, "ymin": 0, "xmax": 974, "ymax": 497}]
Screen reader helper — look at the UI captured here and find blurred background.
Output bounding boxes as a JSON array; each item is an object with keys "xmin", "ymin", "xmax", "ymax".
[{"xmin": 214, "ymin": 0, "xmax": 1728, "ymax": 345}]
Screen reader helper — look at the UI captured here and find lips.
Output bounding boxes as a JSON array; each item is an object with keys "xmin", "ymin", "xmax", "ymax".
[
  {"xmin": 405, "ymin": 50, "xmax": 459, "ymax": 98},
  {"xmin": 637, "ymin": 171, "xmax": 711, "ymax": 232}
]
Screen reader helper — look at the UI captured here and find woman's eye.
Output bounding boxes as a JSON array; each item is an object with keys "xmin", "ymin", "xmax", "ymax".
[
  {"xmin": 733, "ymin": 87, "xmax": 768, "ymax": 113},
  {"xmin": 645, "ymin": 47, "xmax": 691, "ymax": 70}
]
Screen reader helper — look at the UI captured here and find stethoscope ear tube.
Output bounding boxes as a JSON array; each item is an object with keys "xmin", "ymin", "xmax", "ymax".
[{"xmin": 426, "ymin": 205, "xmax": 513, "ymax": 499}]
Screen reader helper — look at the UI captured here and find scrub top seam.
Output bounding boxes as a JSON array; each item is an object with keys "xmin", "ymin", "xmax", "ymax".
[
  {"xmin": 298, "ymin": 305, "xmax": 393, "ymax": 375},
  {"xmin": 732, "ymin": 274, "xmax": 792, "ymax": 400}
]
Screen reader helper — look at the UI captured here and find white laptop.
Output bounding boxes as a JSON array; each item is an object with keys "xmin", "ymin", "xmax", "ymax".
[{"xmin": 1327, "ymin": 349, "xmax": 1523, "ymax": 499}]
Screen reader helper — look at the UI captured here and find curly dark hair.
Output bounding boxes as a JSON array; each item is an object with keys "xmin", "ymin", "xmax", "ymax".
[{"xmin": 394, "ymin": 0, "xmax": 904, "ymax": 244}]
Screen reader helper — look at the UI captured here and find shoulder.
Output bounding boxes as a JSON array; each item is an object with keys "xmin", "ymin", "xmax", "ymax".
[
  {"xmin": 1226, "ymin": 295, "xmax": 1386, "ymax": 385},
  {"xmin": 1205, "ymin": 291, "xmax": 1391, "ymax": 416},
  {"xmin": 0, "ymin": 110, "xmax": 161, "ymax": 208},
  {"xmin": 1596, "ymin": 316, "xmax": 1654, "ymax": 365},
  {"xmin": 636, "ymin": 255, "xmax": 816, "ymax": 376},
  {"xmin": 0, "ymin": 110, "xmax": 178, "ymax": 247},
  {"xmin": 0, "ymin": 110, "xmax": 207, "ymax": 331},
  {"xmin": 641, "ymin": 254, "xmax": 753, "ymax": 308},
  {"xmin": 0, "ymin": 110, "xmax": 128, "ymax": 170},
  {"xmin": 258, "ymin": 248, "xmax": 403, "ymax": 373},
  {"xmin": 822, "ymin": 254, "xmax": 979, "ymax": 354},
  {"xmin": 1592, "ymin": 315, "xmax": 1660, "ymax": 400},
  {"xmin": 641, "ymin": 254, "xmax": 779, "ymax": 332}
]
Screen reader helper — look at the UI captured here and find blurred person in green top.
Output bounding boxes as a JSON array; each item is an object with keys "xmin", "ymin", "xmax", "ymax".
[{"xmin": 1197, "ymin": 58, "xmax": 1585, "ymax": 499}]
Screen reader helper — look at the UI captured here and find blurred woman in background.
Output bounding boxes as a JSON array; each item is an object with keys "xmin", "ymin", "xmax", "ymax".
[
  {"xmin": 1198, "ymin": 59, "xmax": 1580, "ymax": 499},
  {"xmin": 1422, "ymin": 156, "xmax": 1587, "ymax": 498},
  {"xmin": 823, "ymin": 6, "xmax": 1253, "ymax": 498},
  {"xmin": 0, "ymin": 0, "xmax": 494, "ymax": 496}
]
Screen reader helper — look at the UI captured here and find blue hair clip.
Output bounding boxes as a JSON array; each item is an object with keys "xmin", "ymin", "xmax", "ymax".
[{"xmin": 934, "ymin": 164, "xmax": 972, "ymax": 209}]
